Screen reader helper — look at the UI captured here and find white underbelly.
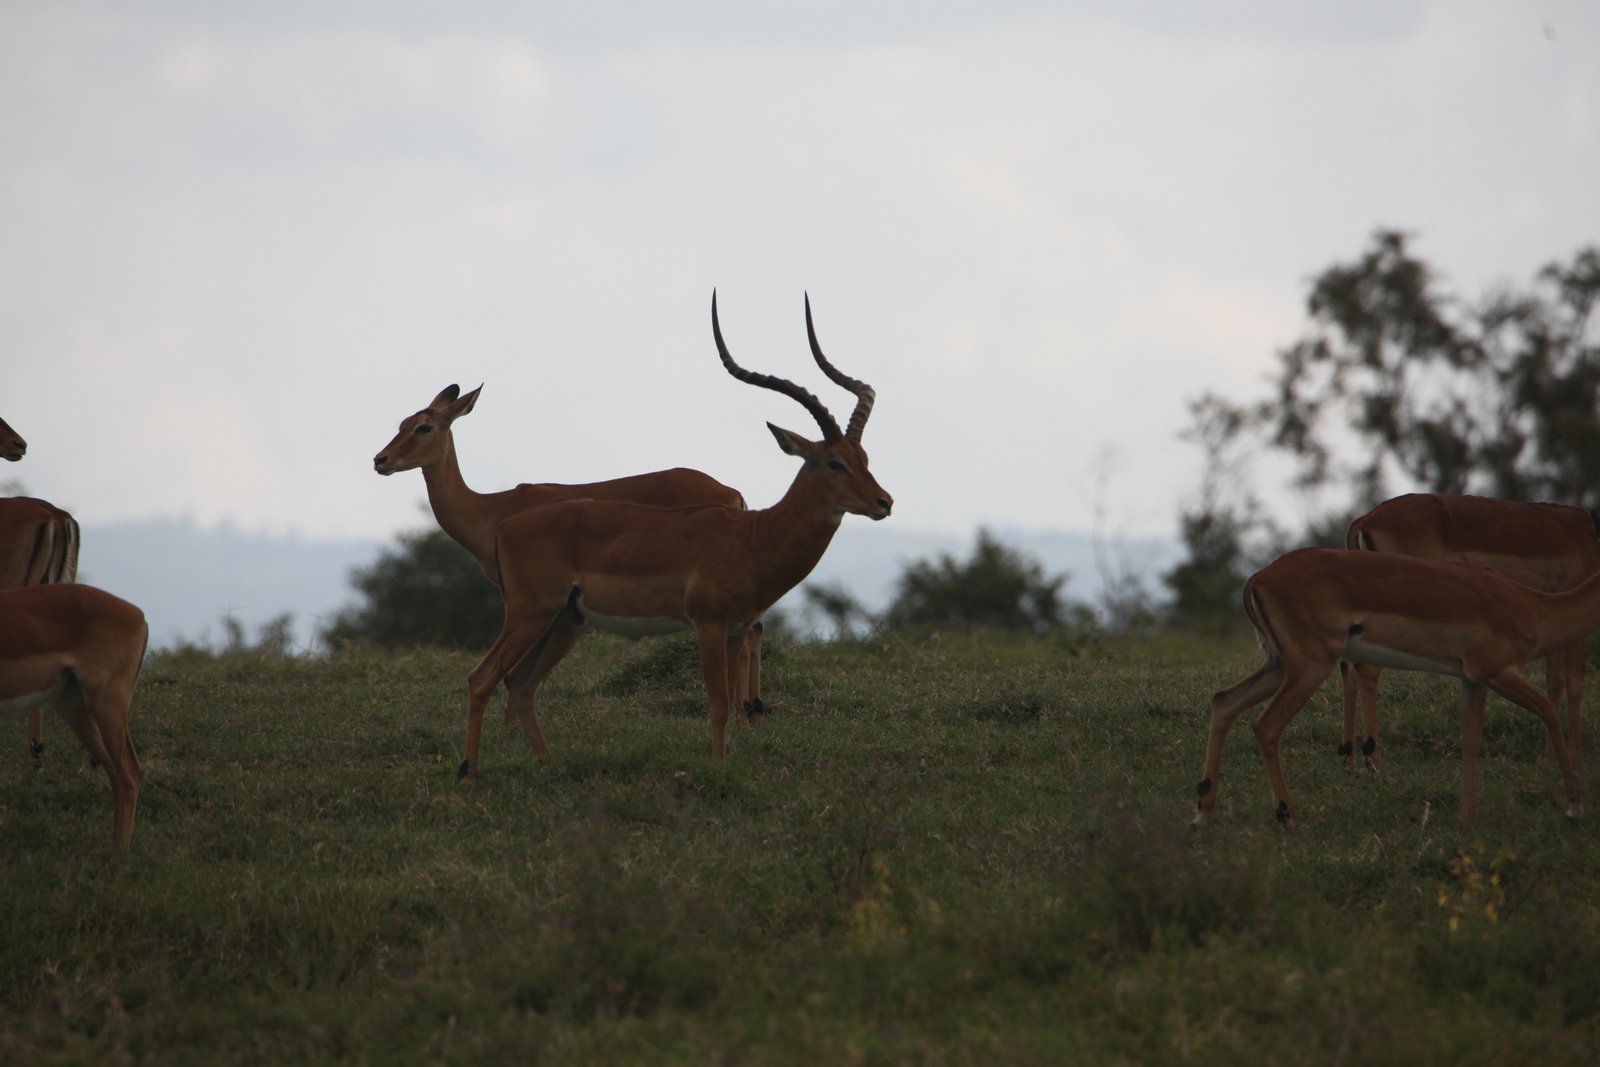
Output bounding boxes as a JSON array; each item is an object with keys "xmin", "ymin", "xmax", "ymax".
[
  {"xmin": 1343, "ymin": 633, "xmax": 1464, "ymax": 679},
  {"xmin": 0, "ymin": 676, "xmax": 65, "ymax": 715},
  {"xmin": 577, "ymin": 602, "xmax": 694, "ymax": 638}
]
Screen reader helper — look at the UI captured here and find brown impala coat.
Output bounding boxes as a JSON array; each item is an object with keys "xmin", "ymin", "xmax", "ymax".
[
  {"xmin": 0, "ymin": 584, "xmax": 147, "ymax": 844},
  {"xmin": 459, "ymin": 293, "xmax": 892, "ymax": 778},
  {"xmin": 2, "ymin": 413, "xmax": 82, "ymax": 760},
  {"xmin": 1194, "ymin": 548, "xmax": 1586, "ymax": 829},
  {"xmin": 1345, "ymin": 493, "xmax": 1600, "ymax": 764}
]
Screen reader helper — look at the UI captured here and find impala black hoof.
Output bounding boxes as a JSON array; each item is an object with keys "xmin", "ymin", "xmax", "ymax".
[
  {"xmin": 1275, "ymin": 800, "xmax": 1291, "ymax": 824},
  {"xmin": 457, "ymin": 759, "xmax": 471, "ymax": 781},
  {"xmin": 27, "ymin": 740, "xmax": 43, "ymax": 761}
]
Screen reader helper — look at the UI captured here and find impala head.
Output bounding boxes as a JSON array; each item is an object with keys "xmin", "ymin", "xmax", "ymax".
[
  {"xmin": 0, "ymin": 415, "xmax": 25, "ymax": 462},
  {"xmin": 713, "ymin": 291, "xmax": 893, "ymax": 522},
  {"xmin": 373, "ymin": 384, "xmax": 482, "ymax": 475}
]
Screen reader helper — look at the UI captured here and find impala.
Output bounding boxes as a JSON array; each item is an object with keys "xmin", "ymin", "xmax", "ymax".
[
  {"xmin": 2, "ymin": 414, "xmax": 81, "ymax": 760},
  {"xmin": 458, "ymin": 292, "xmax": 892, "ymax": 779},
  {"xmin": 1, "ymin": 584, "xmax": 147, "ymax": 844},
  {"xmin": 1193, "ymin": 548, "xmax": 1584, "ymax": 829},
  {"xmin": 374, "ymin": 383, "xmax": 764, "ymax": 718},
  {"xmin": 1343, "ymin": 494, "xmax": 1600, "ymax": 768}
]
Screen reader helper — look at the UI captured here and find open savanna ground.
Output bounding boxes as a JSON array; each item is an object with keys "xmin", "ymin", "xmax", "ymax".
[{"xmin": 2, "ymin": 630, "xmax": 1598, "ymax": 1064}]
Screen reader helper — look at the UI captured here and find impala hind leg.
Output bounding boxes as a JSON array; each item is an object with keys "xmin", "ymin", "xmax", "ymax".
[
  {"xmin": 1486, "ymin": 668, "xmax": 1584, "ymax": 821},
  {"xmin": 55, "ymin": 672, "xmax": 143, "ymax": 845},
  {"xmin": 501, "ymin": 602, "xmax": 585, "ymax": 759},
  {"xmin": 740, "ymin": 621, "xmax": 764, "ymax": 725},
  {"xmin": 1543, "ymin": 641, "xmax": 1585, "ymax": 762},
  {"xmin": 461, "ymin": 588, "xmax": 578, "ymax": 782},
  {"xmin": 1250, "ymin": 666, "xmax": 1335, "ymax": 828},
  {"xmin": 27, "ymin": 707, "xmax": 43, "ymax": 761},
  {"xmin": 1193, "ymin": 659, "xmax": 1284, "ymax": 828},
  {"xmin": 696, "ymin": 624, "xmax": 733, "ymax": 760}
]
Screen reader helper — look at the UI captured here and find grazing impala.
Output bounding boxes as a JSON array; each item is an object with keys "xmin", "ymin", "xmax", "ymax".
[
  {"xmin": 1193, "ymin": 548, "xmax": 1584, "ymax": 829},
  {"xmin": 1, "ymin": 584, "xmax": 147, "ymax": 845},
  {"xmin": 373, "ymin": 383, "xmax": 764, "ymax": 718},
  {"xmin": 458, "ymin": 292, "xmax": 892, "ymax": 779},
  {"xmin": 1343, "ymin": 494, "xmax": 1600, "ymax": 769},
  {"xmin": 1, "ymin": 414, "xmax": 81, "ymax": 760}
]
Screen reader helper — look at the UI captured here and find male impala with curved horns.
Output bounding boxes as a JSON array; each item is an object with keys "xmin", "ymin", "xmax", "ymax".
[
  {"xmin": 373, "ymin": 382, "xmax": 764, "ymax": 718},
  {"xmin": 1, "ymin": 414, "xmax": 82, "ymax": 761},
  {"xmin": 458, "ymin": 292, "xmax": 892, "ymax": 779},
  {"xmin": 1192, "ymin": 548, "xmax": 1584, "ymax": 830},
  {"xmin": 1341, "ymin": 494, "xmax": 1600, "ymax": 771}
]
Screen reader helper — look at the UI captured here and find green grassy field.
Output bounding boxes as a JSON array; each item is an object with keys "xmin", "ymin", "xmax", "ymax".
[{"xmin": 2, "ymin": 630, "xmax": 1598, "ymax": 1064}]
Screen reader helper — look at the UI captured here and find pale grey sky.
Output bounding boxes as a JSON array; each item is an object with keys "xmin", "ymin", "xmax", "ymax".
[{"xmin": 3, "ymin": 0, "xmax": 1598, "ymax": 543}]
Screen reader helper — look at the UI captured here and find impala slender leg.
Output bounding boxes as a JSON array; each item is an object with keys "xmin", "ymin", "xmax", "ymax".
[
  {"xmin": 1339, "ymin": 662, "xmax": 1358, "ymax": 769},
  {"xmin": 502, "ymin": 605, "xmax": 584, "ymax": 758},
  {"xmin": 462, "ymin": 592, "xmax": 574, "ymax": 781},
  {"xmin": 27, "ymin": 706, "xmax": 43, "ymax": 761},
  {"xmin": 1356, "ymin": 663, "xmax": 1382, "ymax": 770},
  {"xmin": 726, "ymin": 631, "xmax": 753, "ymax": 727},
  {"xmin": 744, "ymin": 620, "xmax": 764, "ymax": 724},
  {"xmin": 1251, "ymin": 666, "xmax": 1335, "ymax": 828},
  {"xmin": 1459, "ymin": 680, "xmax": 1487, "ymax": 825},
  {"xmin": 1566, "ymin": 640, "xmax": 1586, "ymax": 761},
  {"xmin": 1193, "ymin": 659, "xmax": 1283, "ymax": 828},
  {"xmin": 696, "ymin": 623, "xmax": 732, "ymax": 760},
  {"xmin": 1485, "ymin": 668, "xmax": 1584, "ymax": 820},
  {"xmin": 1545, "ymin": 641, "xmax": 1585, "ymax": 762}
]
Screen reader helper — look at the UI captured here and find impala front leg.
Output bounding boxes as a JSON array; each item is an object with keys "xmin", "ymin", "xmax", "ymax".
[
  {"xmin": 697, "ymin": 623, "xmax": 733, "ymax": 760},
  {"xmin": 743, "ymin": 621, "xmax": 764, "ymax": 724},
  {"xmin": 1459, "ymin": 680, "xmax": 1487, "ymax": 824}
]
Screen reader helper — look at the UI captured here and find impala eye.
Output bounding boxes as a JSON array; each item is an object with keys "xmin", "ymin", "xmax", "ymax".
[
  {"xmin": 827, "ymin": 458, "xmax": 847, "ymax": 472},
  {"xmin": 414, "ymin": 424, "xmax": 433, "ymax": 435}
]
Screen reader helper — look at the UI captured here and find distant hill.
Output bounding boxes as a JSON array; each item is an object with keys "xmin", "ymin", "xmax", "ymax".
[
  {"xmin": 77, "ymin": 520, "xmax": 381, "ymax": 651},
  {"xmin": 74, "ymin": 519, "xmax": 1179, "ymax": 649}
]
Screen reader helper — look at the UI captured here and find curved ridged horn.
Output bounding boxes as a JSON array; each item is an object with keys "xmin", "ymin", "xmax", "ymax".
[
  {"xmin": 713, "ymin": 291, "xmax": 843, "ymax": 442},
  {"xmin": 804, "ymin": 293, "xmax": 875, "ymax": 442}
]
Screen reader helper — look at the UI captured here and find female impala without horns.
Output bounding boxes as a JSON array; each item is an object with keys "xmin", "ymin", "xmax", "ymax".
[
  {"xmin": 458, "ymin": 293, "xmax": 892, "ymax": 779},
  {"xmin": 1, "ymin": 584, "xmax": 147, "ymax": 845},
  {"xmin": 1342, "ymin": 493, "xmax": 1600, "ymax": 769},
  {"xmin": 1, "ymin": 413, "xmax": 82, "ymax": 760},
  {"xmin": 373, "ymin": 381, "xmax": 765, "ymax": 719},
  {"xmin": 1194, "ymin": 548, "xmax": 1585, "ymax": 829}
]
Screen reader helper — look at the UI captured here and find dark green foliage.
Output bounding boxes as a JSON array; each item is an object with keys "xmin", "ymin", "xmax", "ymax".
[
  {"xmin": 321, "ymin": 528, "xmax": 502, "ymax": 651},
  {"xmin": 1193, "ymin": 232, "xmax": 1600, "ymax": 529},
  {"xmin": 1163, "ymin": 508, "xmax": 1250, "ymax": 626},
  {"xmin": 883, "ymin": 527, "xmax": 1066, "ymax": 633}
]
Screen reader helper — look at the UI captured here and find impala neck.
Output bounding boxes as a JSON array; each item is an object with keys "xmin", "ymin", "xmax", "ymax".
[
  {"xmin": 1537, "ymin": 570, "xmax": 1600, "ymax": 656},
  {"xmin": 748, "ymin": 465, "xmax": 851, "ymax": 598},
  {"xmin": 418, "ymin": 433, "xmax": 499, "ymax": 567}
]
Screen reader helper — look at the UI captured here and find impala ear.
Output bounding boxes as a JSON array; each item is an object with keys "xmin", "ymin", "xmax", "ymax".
[
  {"xmin": 430, "ymin": 384, "xmax": 461, "ymax": 408},
  {"xmin": 767, "ymin": 423, "xmax": 818, "ymax": 459},
  {"xmin": 438, "ymin": 384, "xmax": 482, "ymax": 427}
]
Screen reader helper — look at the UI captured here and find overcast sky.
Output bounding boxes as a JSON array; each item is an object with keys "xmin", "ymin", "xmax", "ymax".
[{"xmin": 3, "ymin": 0, "xmax": 1598, "ymax": 543}]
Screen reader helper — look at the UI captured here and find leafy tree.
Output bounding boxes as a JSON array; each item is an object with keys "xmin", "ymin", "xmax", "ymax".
[
  {"xmin": 322, "ymin": 529, "xmax": 502, "ymax": 650},
  {"xmin": 1176, "ymin": 231, "xmax": 1600, "ymax": 563},
  {"xmin": 883, "ymin": 528, "xmax": 1067, "ymax": 634},
  {"xmin": 1162, "ymin": 396, "xmax": 1281, "ymax": 626}
]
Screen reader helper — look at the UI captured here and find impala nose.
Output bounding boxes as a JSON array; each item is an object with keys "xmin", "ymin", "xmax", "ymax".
[
  {"xmin": 374, "ymin": 455, "xmax": 390, "ymax": 474},
  {"xmin": 874, "ymin": 496, "xmax": 893, "ymax": 519}
]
